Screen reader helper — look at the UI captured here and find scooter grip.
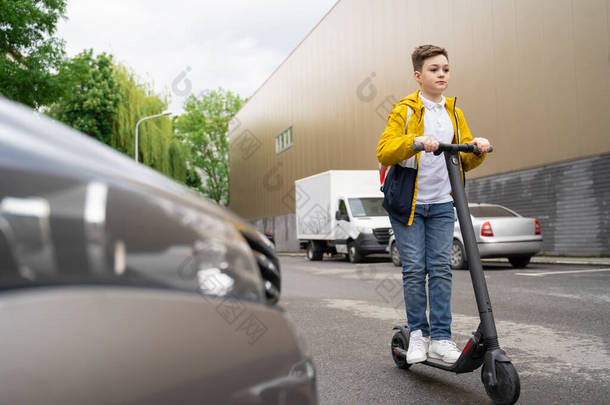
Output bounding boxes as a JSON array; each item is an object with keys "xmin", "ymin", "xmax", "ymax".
[{"xmin": 473, "ymin": 144, "xmax": 494, "ymax": 155}]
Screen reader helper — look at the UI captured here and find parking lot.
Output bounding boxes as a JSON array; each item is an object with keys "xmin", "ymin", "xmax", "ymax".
[{"xmin": 279, "ymin": 254, "xmax": 610, "ymax": 404}]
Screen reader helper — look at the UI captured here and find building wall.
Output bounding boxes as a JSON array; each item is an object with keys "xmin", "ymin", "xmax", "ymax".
[
  {"xmin": 465, "ymin": 154, "xmax": 610, "ymax": 256},
  {"xmin": 249, "ymin": 214, "xmax": 300, "ymax": 252},
  {"xmin": 249, "ymin": 154, "xmax": 610, "ymax": 255},
  {"xmin": 229, "ymin": 0, "xmax": 610, "ymax": 255}
]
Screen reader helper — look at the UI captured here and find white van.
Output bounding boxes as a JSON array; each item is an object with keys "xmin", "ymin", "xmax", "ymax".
[{"xmin": 296, "ymin": 170, "xmax": 391, "ymax": 262}]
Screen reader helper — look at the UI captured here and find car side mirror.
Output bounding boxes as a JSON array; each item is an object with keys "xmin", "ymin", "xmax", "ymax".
[{"xmin": 335, "ymin": 210, "xmax": 341, "ymax": 220}]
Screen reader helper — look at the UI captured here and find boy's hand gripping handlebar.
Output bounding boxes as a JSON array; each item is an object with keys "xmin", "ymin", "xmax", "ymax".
[{"xmin": 412, "ymin": 142, "xmax": 493, "ymax": 156}]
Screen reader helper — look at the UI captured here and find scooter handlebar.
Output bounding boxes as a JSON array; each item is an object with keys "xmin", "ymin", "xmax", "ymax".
[{"xmin": 412, "ymin": 142, "xmax": 493, "ymax": 155}]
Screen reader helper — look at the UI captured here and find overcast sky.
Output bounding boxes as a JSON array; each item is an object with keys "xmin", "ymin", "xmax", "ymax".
[{"xmin": 56, "ymin": 0, "xmax": 338, "ymax": 113}]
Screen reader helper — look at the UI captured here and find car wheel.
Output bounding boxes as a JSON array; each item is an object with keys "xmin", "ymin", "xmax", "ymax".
[
  {"xmin": 347, "ymin": 242, "xmax": 363, "ymax": 263},
  {"xmin": 508, "ymin": 255, "xmax": 531, "ymax": 268},
  {"xmin": 451, "ymin": 239, "xmax": 466, "ymax": 269},
  {"xmin": 306, "ymin": 241, "xmax": 323, "ymax": 261},
  {"xmin": 391, "ymin": 242, "xmax": 402, "ymax": 267}
]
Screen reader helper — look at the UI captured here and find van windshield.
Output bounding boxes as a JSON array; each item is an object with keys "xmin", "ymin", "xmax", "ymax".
[{"xmin": 348, "ymin": 198, "xmax": 386, "ymax": 217}]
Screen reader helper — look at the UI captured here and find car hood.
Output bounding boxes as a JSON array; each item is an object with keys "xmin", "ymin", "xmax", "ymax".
[{"xmin": 0, "ymin": 97, "xmax": 266, "ymax": 248}]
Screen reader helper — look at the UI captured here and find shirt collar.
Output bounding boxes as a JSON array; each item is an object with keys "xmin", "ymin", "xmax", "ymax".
[{"xmin": 419, "ymin": 92, "xmax": 445, "ymax": 111}]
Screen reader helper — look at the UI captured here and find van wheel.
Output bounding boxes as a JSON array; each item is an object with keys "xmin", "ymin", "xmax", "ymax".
[
  {"xmin": 451, "ymin": 239, "xmax": 466, "ymax": 269},
  {"xmin": 348, "ymin": 242, "xmax": 363, "ymax": 263},
  {"xmin": 391, "ymin": 242, "xmax": 402, "ymax": 267},
  {"xmin": 306, "ymin": 241, "xmax": 323, "ymax": 261}
]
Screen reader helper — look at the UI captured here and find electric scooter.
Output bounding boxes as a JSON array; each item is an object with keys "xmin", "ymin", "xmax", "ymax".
[{"xmin": 390, "ymin": 142, "xmax": 520, "ymax": 405}]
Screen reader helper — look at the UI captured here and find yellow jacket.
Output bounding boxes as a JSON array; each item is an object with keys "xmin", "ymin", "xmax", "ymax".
[{"xmin": 376, "ymin": 90, "xmax": 486, "ymax": 225}]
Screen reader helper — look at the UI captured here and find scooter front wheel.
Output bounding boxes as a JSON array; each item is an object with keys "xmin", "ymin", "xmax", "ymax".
[
  {"xmin": 481, "ymin": 361, "xmax": 520, "ymax": 405},
  {"xmin": 390, "ymin": 332, "xmax": 411, "ymax": 369}
]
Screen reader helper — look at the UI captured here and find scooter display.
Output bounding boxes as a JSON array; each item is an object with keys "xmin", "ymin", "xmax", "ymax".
[{"xmin": 390, "ymin": 142, "xmax": 520, "ymax": 405}]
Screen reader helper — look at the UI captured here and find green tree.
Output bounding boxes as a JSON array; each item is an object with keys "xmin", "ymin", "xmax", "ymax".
[
  {"xmin": 49, "ymin": 50, "xmax": 120, "ymax": 145},
  {"xmin": 185, "ymin": 166, "xmax": 202, "ymax": 189},
  {"xmin": 0, "ymin": 0, "xmax": 68, "ymax": 108},
  {"xmin": 173, "ymin": 88, "xmax": 245, "ymax": 205},
  {"xmin": 49, "ymin": 51, "xmax": 189, "ymax": 184},
  {"xmin": 112, "ymin": 63, "xmax": 188, "ymax": 183}
]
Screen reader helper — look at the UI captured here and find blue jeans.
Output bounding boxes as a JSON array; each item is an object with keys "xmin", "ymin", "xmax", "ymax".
[{"xmin": 390, "ymin": 202, "xmax": 454, "ymax": 340}]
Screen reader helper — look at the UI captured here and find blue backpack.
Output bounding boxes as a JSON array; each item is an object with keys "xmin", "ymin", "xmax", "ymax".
[
  {"xmin": 380, "ymin": 105, "xmax": 418, "ymax": 225},
  {"xmin": 381, "ymin": 163, "xmax": 417, "ymax": 225}
]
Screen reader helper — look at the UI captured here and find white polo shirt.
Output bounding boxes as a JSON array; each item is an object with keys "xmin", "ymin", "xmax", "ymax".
[{"xmin": 416, "ymin": 93, "xmax": 454, "ymax": 204}]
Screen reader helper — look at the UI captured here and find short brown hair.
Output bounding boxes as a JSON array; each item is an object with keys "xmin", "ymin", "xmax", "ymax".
[{"xmin": 411, "ymin": 45, "xmax": 449, "ymax": 72}]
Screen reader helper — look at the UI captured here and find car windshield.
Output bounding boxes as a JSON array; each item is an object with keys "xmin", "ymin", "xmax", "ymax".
[
  {"xmin": 348, "ymin": 198, "xmax": 386, "ymax": 217},
  {"xmin": 470, "ymin": 206, "xmax": 517, "ymax": 217}
]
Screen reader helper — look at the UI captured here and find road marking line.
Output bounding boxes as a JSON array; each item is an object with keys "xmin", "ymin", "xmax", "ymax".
[
  {"xmin": 515, "ymin": 268, "xmax": 610, "ymax": 277},
  {"xmin": 321, "ymin": 298, "xmax": 610, "ymax": 381}
]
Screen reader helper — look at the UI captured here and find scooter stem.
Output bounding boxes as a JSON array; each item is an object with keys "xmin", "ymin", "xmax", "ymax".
[{"xmin": 444, "ymin": 150, "xmax": 500, "ymax": 349}]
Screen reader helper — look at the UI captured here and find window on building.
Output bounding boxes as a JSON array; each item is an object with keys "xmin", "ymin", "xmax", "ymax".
[{"xmin": 275, "ymin": 127, "xmax": 293, "ymax": 154}]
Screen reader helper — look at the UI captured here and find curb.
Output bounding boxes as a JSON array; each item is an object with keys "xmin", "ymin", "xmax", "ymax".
[
  {"xmin": 277, "ymin": 252, "xmax": 610, "ymax": 266},
  {"xmin": 482, "ymin": 257, "xmax": 610, "ymax": 266}
]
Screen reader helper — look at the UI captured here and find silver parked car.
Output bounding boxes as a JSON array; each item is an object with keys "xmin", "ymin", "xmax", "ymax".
[{"xmin": 389, "ymin": 203, "xmax": 542, "ymax": 269}]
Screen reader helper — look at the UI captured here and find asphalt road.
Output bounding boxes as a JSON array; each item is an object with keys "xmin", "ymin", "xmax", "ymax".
[{"xmin": 279, "ymin": 254, "xmax": 610, "ymax": 405}]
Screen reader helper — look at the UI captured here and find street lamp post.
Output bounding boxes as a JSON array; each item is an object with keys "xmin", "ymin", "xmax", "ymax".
[{"xmin": 135, "ymin": 111, "xmax": 172, "ymax": 163}]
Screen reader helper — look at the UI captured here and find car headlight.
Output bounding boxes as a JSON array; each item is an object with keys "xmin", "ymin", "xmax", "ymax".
[{"xmin": 176, "ymin": 209, "xmax": 264, "ymax": 303}]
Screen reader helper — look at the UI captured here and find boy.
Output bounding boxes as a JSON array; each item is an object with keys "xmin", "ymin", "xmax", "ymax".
[{"xmin": 377, "ymin": 45, "xmax": 490, "ymax": 364}]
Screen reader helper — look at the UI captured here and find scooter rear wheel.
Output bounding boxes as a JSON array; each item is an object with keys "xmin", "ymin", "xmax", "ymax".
[
  {"xmin": 390, "ymin": 332, "xmax": 411, "ymax": 369},
  {"xmin": 481, "ymin": 361, "xmax": 520, "ymax": 405}
]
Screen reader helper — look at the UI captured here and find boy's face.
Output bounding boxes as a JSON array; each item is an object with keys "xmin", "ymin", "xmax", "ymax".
[{"xmin": 414, "ymin": 54, "xmax": 450, "ymax": 95}]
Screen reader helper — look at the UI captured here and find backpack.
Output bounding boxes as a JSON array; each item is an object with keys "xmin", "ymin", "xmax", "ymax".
[{"xmin": 380, "ymin": 106, "xmax": 418, "ymax": 225}]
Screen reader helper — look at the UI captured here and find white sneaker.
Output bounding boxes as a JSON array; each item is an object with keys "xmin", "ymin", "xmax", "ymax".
[
  {"xmin": 406, "ymin": 330, "xmax": 429, "ymax": 364},
  {"xmin": 429, "ymin": 339, "xmax": 461, "ymax": 364}
]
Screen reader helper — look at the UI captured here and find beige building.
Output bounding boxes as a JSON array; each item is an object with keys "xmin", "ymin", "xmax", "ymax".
[{"xmin": 229, "ymin": 0, "xmax": 610, "ymax": 255}]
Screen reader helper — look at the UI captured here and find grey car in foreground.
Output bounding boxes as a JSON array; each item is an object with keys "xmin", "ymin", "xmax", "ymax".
[
  {"xmin": 0, "ymin": 97, "xmax": 317, "ymax": 404},
  {"xmin": 389, "ymin": 203, "xmax": 542, "ymax": 269}
]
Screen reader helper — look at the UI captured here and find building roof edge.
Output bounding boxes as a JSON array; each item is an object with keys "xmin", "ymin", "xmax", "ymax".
[{"xmin": 234, "ymin": 0, "xmax": 341, "ymax": 116}]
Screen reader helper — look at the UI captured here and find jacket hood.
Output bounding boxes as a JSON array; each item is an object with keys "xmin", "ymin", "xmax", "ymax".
[{"xmin": 398, "ymin": 90, "xmax": 456, "ymax": 111}]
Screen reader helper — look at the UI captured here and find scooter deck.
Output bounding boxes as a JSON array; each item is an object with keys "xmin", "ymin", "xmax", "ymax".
[
  {"xmin": 392, "ymin": 323, "xmax": 486, "ymax": 374},
  {"xmin": 421, "ymin": 358, "xmax": 455, "ymax": 371}
]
